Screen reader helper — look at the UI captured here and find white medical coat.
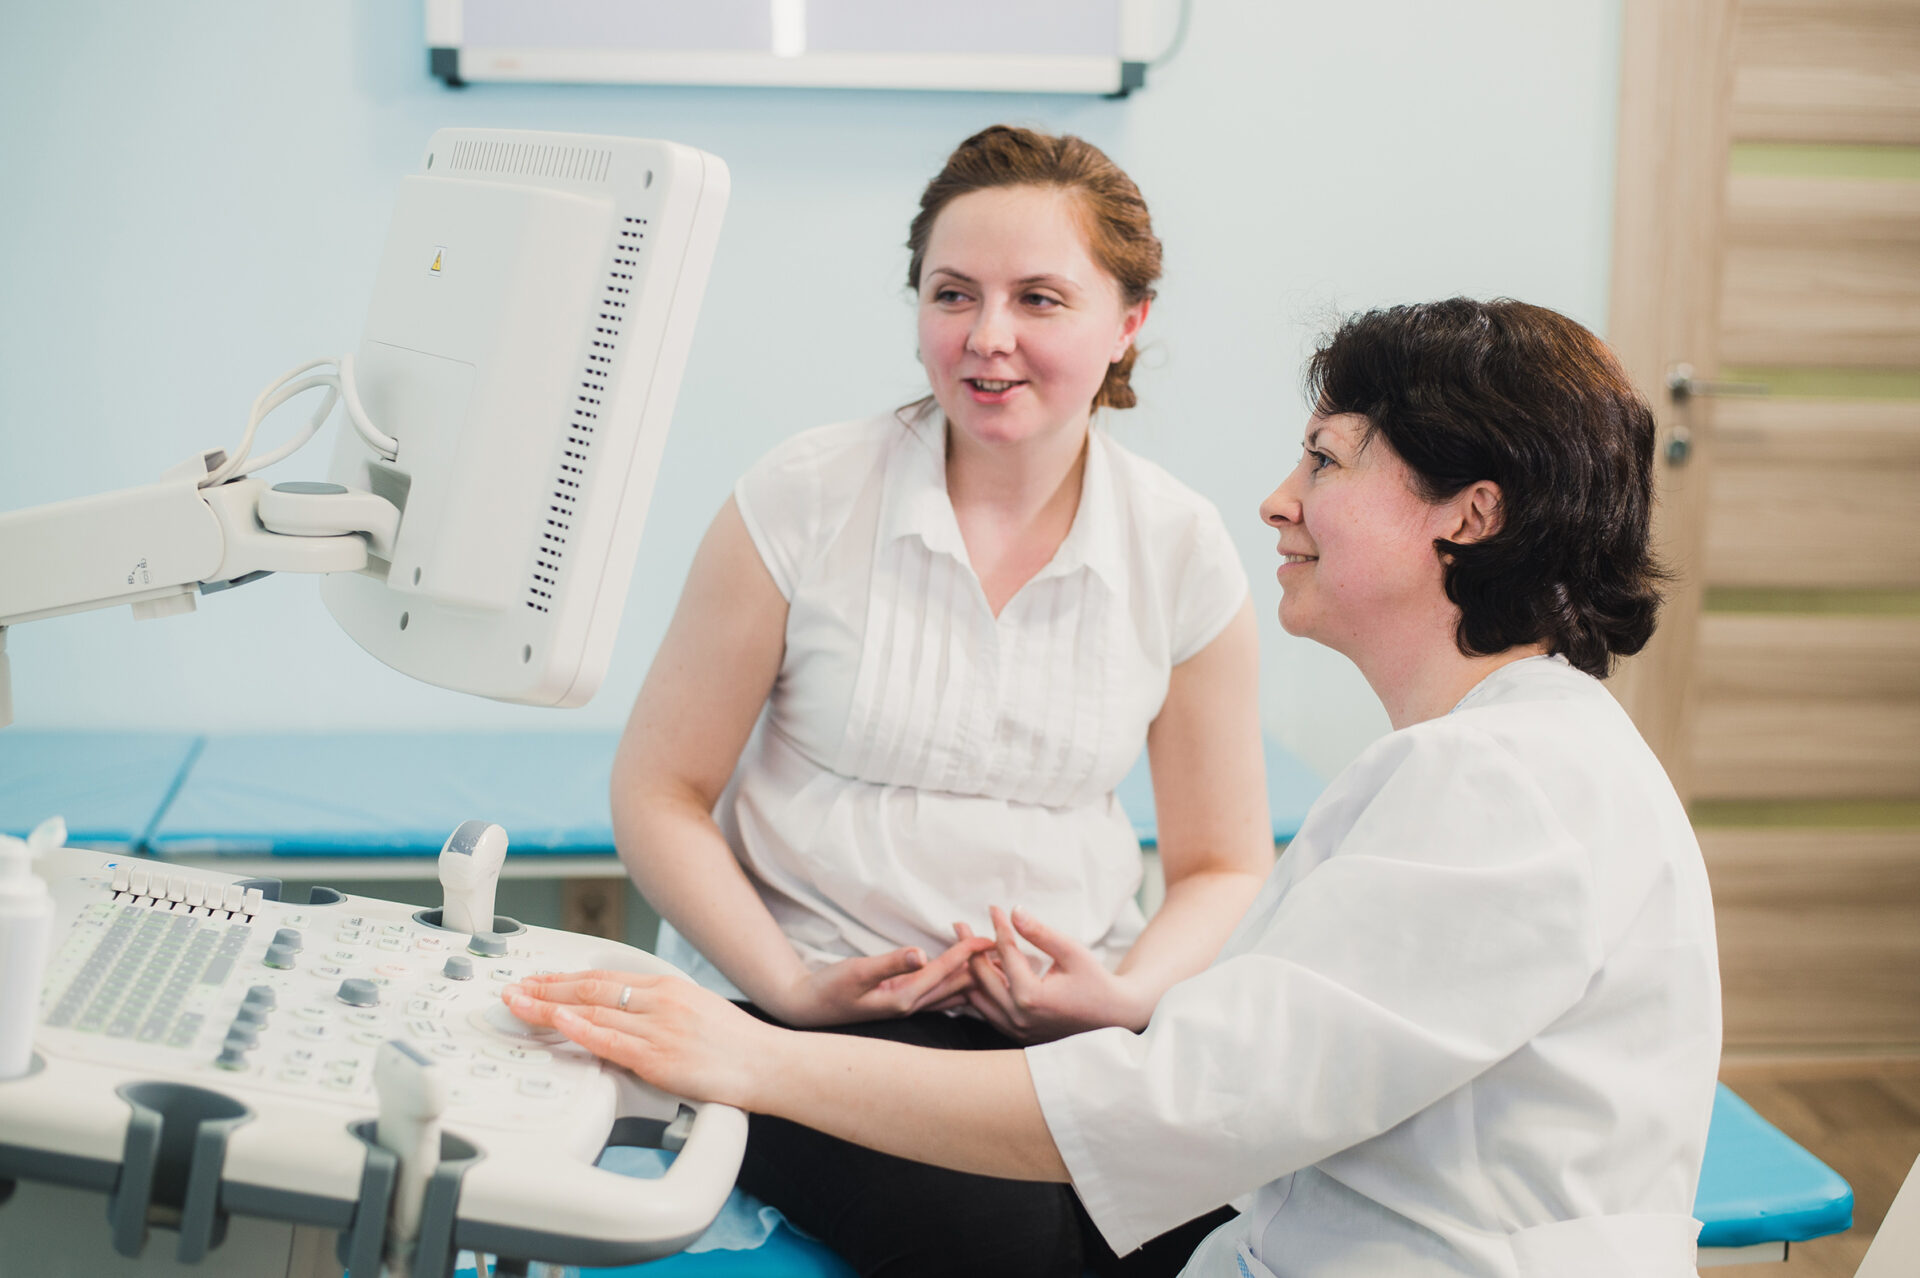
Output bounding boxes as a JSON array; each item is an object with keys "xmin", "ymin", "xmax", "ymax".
[{"xmin": 1026, "ymin": 655, "xmax": 1721, "ymax": 1278}]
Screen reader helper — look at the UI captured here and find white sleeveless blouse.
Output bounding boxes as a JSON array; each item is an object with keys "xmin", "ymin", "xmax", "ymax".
[{"xmin": 655, "ymin": 410, "xmax": 1249, "ymax": 996}]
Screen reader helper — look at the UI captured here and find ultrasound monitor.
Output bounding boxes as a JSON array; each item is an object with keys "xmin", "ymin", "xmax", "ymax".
[
  {"xmin": 324, "ymin": 129, "xmax": 729, "ymax": 706},
  {"xmin": 0, "ymin": 128, "xmax": 730, "ymax": 717}
]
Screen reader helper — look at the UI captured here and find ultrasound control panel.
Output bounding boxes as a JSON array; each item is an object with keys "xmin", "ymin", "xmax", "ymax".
[
  {"xmin": 42, "ymin": 862, "xmax": 590, "ymax": 1122},
  {"xmin": 0, "ymin": 841, "xmax": 747, "ymax": 1277}
]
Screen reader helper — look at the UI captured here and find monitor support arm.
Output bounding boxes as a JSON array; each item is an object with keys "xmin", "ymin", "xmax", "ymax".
[{"xmin": 0, "ymin": 449, "xmax": 400, "ymax": 727}]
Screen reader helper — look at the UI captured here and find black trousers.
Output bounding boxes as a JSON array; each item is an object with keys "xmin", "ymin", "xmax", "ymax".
[{"xmin": 734, "ymin": 1004, "xmax": 1234, "ymax": 1278}]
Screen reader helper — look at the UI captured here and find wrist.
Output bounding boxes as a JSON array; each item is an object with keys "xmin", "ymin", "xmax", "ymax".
[
  {"xmin": 738, "ymin": 958, "xmax": 815, "ymax": 1027},
  {"xmin": 1112, "ymin": 972, "xmax": 1159, "ymax": 1033},
  {"xmin": 739, "ymin": 1021, "xmax": 797, "ymax": 1114}
]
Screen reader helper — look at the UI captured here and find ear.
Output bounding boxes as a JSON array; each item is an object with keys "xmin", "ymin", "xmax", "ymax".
[
  {"xmin": 1447, "ymin": 480, "xmax": 1503, "ymax": 545},
  {"xmin": 1112, "ymin": 297, "xmax": 1151, "ymax": 363}
]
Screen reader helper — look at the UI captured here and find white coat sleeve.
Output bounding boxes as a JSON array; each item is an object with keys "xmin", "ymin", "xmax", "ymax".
[{"xmin": 1025, "ymin": 728, "xmax": 1605, "ymax": 1255}]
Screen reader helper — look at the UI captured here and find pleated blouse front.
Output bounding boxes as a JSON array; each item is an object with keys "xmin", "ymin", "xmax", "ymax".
[{"xmin": 654, "ymin": 410, "xmax": 1249, "ymax": 996}]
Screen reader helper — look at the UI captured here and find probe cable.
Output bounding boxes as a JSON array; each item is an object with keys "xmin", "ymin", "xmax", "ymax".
[{"xmin": 199, "ymin": 354, "xmax": 398, "ymax": 488}]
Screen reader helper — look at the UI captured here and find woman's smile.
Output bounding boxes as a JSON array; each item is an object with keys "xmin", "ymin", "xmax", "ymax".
[{"xmin": 964, "ymin": 376, "xmax": 1028, "ymax": 403}]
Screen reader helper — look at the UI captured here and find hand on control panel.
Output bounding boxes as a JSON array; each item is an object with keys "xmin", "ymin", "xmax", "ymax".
[
  {"xmin": 437, "ymin": 821, "xmax": 508, "ymax": 937},
  {"xmin": 503, "ymin": 971, "xmax": 775, "ymax": 1110}
]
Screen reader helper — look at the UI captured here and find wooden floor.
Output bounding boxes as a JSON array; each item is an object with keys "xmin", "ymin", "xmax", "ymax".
[{"xmin": 1712, "ymin": 1057, "xmax": 1920, "ymax": 1277}]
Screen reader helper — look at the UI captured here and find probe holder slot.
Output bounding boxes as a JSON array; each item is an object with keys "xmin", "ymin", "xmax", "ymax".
[
  {"xmin": 343, "ymin": 1120, "xmax": 483, "ymax": 1278},
  {"xmin": 233, "ymin": 877, "xmax": 346, "ymax": 906},
  {"xmin": 109, "ymin": 1082, "xmax": 251, "ymax": 1263},
  {"xmin": 412, "ymin": 907, "xmax": 525, "ymax": 936}
]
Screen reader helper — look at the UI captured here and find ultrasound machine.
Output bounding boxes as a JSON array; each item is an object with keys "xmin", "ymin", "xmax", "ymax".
[{"xmin": 0, "ymin": 129, "xmax": 740, "ymax": 1277}]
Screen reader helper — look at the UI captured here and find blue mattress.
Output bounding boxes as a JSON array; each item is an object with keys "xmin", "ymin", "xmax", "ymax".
[
  {"xmin": 145, "ymin": 731, "xmax": 622, "ymax": 856},
  {"xmin": 0, "ymin": 730, "xmax": 200, "ymax": 850},
  {"xmin": 1696, "ymin": 1082, "xmax": 1853, "ymax": 1247},
  {"xmin": 132, "ymin": 731, "xmax": 1320, "ymax": 858}
]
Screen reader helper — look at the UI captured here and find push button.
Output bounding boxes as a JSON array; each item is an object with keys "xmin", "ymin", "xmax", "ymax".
[{"xmin": 335, "ymin": 978, "xmax": 380, "ymax": 1007}]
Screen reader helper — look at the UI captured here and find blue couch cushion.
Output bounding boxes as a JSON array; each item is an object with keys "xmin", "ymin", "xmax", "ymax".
[{"xmin": 1696, "ymin": 1083, "xmax": 1853, "ymax": 1247}]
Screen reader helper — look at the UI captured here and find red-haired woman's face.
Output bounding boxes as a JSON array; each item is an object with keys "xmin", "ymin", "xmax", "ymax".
[{"xmin": 917, "ymin": 185, "xmax": 1146, "ymax": 454}]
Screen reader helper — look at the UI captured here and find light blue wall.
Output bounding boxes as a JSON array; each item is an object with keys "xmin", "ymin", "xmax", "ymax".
[{"xmin": 0, "ymin": 1, "xmax": 1621, "ymax": 781}]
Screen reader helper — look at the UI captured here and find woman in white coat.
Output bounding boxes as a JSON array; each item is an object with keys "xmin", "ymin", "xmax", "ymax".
[{"xmin": 509, "ymin": 298, "xmax": 1723, "ymax": 1278}]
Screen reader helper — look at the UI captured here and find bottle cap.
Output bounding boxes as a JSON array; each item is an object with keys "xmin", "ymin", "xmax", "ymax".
[{"xmin": 0, "ymin": 834, "xmax": 46, "ymax": 899}]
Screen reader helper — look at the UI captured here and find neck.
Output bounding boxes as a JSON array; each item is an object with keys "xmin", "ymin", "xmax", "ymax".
[
  {"xmin": 1352, "ymin": 618, "xmax": 1551, "ymax": 731},
  {"xmin": 943, "ymin": 412, "xmax": 1091, "ymax": 525}
]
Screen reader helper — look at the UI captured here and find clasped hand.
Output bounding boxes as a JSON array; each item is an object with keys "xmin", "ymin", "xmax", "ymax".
[
  {"xmin": 954, "ymin": 906, "xmax": 1155, "ymax": 1043},
  {"xmin": 765, "ymin": 905, "xmax": 1151, "ymax": 1040}
]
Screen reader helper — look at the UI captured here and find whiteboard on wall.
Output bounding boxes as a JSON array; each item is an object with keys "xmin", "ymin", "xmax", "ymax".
[{"xmin": 425, "ymin": 0, "xmax": 1166, "ymax": 95}]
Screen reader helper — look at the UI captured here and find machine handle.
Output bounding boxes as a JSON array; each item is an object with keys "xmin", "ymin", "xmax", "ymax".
[{"xmin": 452, "ymin": 1098, "xmax": 749, "ymax": 1266}]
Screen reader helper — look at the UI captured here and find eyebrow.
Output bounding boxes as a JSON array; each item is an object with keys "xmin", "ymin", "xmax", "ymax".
[{"xmin": 925, "ymin": 267, "xmax": 1078, "ymax": 290}]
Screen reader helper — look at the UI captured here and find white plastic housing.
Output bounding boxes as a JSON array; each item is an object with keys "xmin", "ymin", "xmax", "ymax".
[
  {"xmin": 7, "ymin": 844, "xmax": 746, "ymax": 1263},
  {"xmin": 322, "ymin": 129, "xmax": 729, "ymax": 707}
]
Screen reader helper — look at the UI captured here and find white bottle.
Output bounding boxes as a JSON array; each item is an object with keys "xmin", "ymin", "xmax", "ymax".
[{"xmin": 0, "ymin": 818, "xmax": 58, "ymax": 1079}]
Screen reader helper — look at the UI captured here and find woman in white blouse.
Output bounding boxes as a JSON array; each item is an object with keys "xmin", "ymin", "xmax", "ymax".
[
  {"xmin": 516, "ymin": 298, "xmax": 1722, "ymax": 1278},
  {"xmin": 608, "ymin": 126, "xmax": 1274, "ymax": 1275}
]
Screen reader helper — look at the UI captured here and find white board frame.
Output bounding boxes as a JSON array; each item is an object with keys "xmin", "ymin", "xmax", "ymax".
[{"xmin": 425, "ymin": 0, "xmax": 1167, "ymax": 96}]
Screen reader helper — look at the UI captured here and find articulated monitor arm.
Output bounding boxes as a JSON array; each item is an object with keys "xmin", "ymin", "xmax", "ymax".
[{"xmin": 0, "ymin": 449, "xmax": 400, "ymax": 727}]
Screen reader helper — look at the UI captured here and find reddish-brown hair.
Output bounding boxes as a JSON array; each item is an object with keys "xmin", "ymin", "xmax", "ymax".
[{"xmin": 907, "ymin": 125, "xmax": 1162, "ymax": 411}]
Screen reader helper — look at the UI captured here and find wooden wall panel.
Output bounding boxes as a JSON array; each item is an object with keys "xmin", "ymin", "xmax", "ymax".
[
  {"xmin": 1704, "ymin": 460, "xmax": 1920, "ymax": 587},
  {"xmin": 1700, "ymin": 614, "xmax": 1920, "ymax": 698},
  {"xmin": 1719, "ymin": 239, "xmax": 1920, "ymax": 367},
  {"xmin": 1692, "ymin": 698, "xmax": 1920, "ymax": 798},
  {"xmin": 1728, "ymin": 173, "xmax": 1920, "ymax": 247},
  {"xmin": 1732, "ymin": 0, "xmax": 1920, "ymax": 144},
  {"xmin": 1693, "ymin": 613, "xmax": 1920, "ymax": 799},
  {"xmin": 1713, "ymin": 395, "xmax": 1920, "ymax": 460},
  {"xmin": 1704, "ymin": 397, "xmax": 1920, "ymax": 587},
  {"xmin": 1703, "ymin": 825, "xmax": 1920, "ymax": 1047}
]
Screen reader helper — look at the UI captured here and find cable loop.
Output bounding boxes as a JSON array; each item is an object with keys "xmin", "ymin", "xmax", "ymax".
[{"xmin": 199, "ymin": 354, "xmax": 397, "ymax": 488}]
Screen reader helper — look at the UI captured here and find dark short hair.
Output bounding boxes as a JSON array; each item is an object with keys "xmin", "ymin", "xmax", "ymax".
[{"xmin": 1306, "ymin": 298, "xmax": 1665, "ymax": 678}]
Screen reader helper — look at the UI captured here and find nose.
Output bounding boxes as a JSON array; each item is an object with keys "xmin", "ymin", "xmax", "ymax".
[
  {"xmin": 1261, "ymin": 461, "xmax": 1305, "ymax": 530},
  {"xmin": 966, "ymin": 300, "xmax": 1015, "ymax": 359}
]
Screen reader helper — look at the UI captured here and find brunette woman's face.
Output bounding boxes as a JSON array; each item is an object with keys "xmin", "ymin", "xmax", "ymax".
[
  {"xmin": 917, "ymin": 185, "xmax": 1147, "ymax": 453},
  {"xmin": 1259, "ymin": 414, "xmax": 1461, "ymax": 655}
]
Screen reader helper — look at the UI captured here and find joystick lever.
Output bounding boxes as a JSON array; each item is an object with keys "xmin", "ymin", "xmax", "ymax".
[
  {"xmin": 374, "ymin": 1039, "xmax": 446, "ymax": 1276},
  {"xmin": 437, "ymin": 820, "xmax": 507, "ymax": 936}
]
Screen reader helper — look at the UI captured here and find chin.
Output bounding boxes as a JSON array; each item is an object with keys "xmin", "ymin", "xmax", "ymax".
[
  {"xmin": 1276, "ymin": 602, "xmax": 1310, "ymax": 639},
  {"xmin": 951, "ymin": 410, "xmax": 1046, "ymax": 447}
]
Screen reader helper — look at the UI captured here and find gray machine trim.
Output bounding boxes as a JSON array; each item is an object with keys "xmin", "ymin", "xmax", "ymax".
[
  {"xmin": 111, "ymin": 1082, "xmax": 253, "ymax": 1262},
  {"xmin": 341, "ymin": 1123, "xmax": 399, "ymax": 1278},
  {"xmin": 0, "ymin": 1142, "xmax": 122, "ymax": 1196},
  {"xmin": 411, "ymin": 1130, "xmax": 484, "ymax": 1278}
]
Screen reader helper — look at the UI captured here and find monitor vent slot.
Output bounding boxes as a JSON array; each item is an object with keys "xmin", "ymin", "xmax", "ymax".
[
  {"xmin": 445, "ymin": 139, "xmax": 613, "ymax": 184},
  {"xmin": 526, "ymin": 215, "xmax": 648, "ymax": 615}
]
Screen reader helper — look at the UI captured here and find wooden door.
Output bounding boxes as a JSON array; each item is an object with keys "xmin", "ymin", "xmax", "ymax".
[{"xmin": 1609, "ymin": 0, "xmax": 1920, "ymax": 1055}]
